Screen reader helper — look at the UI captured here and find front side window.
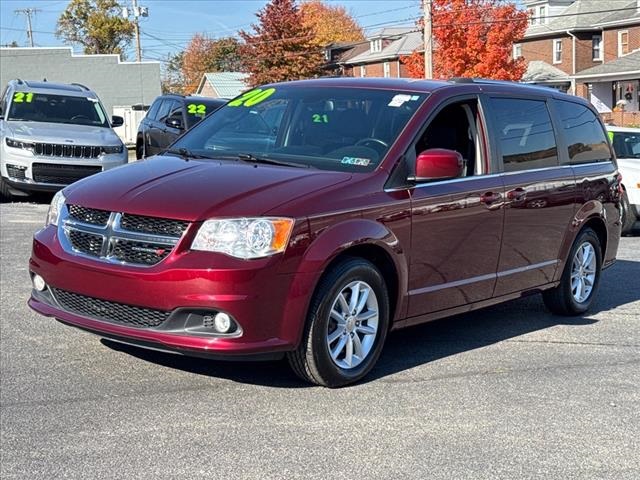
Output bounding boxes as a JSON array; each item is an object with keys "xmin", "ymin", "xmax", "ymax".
[
  {"xmin": 553, "ymin": 39, "xmax": 562, "ymax": 63},
  {"xmin": 609, "ymin": 131, "xmax": 640, "ymax": 160},
  {"xmin": 171, "ymin": 86, "xmax": 428, "ymax": 172},
  {"xmin": 556, "ymin": 100, "xmax": 611, "ymax": 164},
  {"xmin": 490, "ymin": 98, "xmax": 558, "ymax": 172},
  {"xmin": 592, "ymin": 35, "xmax": 603, "ymax": 61},
  {"xmin": 7, "ymin": 92, "xmax": 109, "ymax": 127},
  {"xmin": 146, "ymin": 99, "xmax": 162, "ymax": 120}
]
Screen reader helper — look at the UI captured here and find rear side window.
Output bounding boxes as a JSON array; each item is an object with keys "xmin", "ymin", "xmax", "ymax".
[
  {"xmin": 555, "ymin": 100, "xmax": 611, "ymax": 164},
  {"xmin": 491, "ymin": 98, "xmax": 558, "ymax": 172},
  {"xmin": 146, "ymin": 99, "xmax": 162, "ymax": 120},
  {"xmin": 156, "ymin": 99, "xmax": 173, "ymax": 122}
]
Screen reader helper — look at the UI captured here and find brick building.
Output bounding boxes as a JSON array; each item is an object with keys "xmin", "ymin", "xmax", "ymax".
[
  {"xmin": 517, "ymin": 0, "xmax": 640, "ymax": 113},
  {"xmin": 325, "ymin": 27, "xmax": 421, "ymax": 79}
]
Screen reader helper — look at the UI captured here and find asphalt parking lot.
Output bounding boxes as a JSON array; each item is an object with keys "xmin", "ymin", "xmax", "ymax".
[{"xmin": 1, "ymin": 200, "xmax": 639, "ymax": 480}]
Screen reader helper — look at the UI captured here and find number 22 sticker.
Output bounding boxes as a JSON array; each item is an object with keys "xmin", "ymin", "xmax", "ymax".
[{"xmin": 187, "ymin": 104, "xmax": 206, "ymax": 115}]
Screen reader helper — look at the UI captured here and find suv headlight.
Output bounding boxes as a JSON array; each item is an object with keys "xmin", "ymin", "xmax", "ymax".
[
  {"xmin": 102, "ymin": 144, "xmax": 124, "ymax": 154},
  {"xmin": 6, "ymin": 138, "xmax": 35, "ymax": 151},
  {"xmin": 46, "ymin": 190, "xmax": 66, "ymax": 227},
  {"xmin": 191, "ymin": 217, "xmax": 294, "ymax": 259}
]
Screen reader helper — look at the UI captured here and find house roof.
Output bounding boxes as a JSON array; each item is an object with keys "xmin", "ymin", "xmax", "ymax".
[
  {"xmin": 573, "ymin": 50, "xmax": 640, "ymax": 77},
  {"xmin": 344, "ymin": 28, "xmax": 422, "ymax": 65},
  {"xmin": 522, "ymin": 60, "xmax": 571, "ymax": 83},
  {"xmin": 198, "ymin": 72, "xmax": 248, "ymax": 98},
  {"xmin": 525, "ymin": 0, "xmax": 640, "ymax": 37}
]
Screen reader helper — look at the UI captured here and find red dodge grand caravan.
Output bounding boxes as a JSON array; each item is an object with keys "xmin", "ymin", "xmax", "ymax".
[{"xmin": 29, "ymin": 78, "xmax": 622, "ymax": 387}]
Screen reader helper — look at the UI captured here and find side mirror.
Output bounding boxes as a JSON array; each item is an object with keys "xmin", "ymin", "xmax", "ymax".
[
  {"xmin": 412, "ymin": 148, "xmax": 465, "ymax": 182},
  {"xmin": 165, "ymin": 117, "xmax": 183, "ymax": 130},
  {"xmin": 111, "ymin": 115, "xmax": 124, "ymax": 127}
]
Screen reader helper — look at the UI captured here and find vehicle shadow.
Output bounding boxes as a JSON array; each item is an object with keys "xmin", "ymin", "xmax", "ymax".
[{"xmin": 101, "ymin": 259, "xmax": 640, "ymax": 388}]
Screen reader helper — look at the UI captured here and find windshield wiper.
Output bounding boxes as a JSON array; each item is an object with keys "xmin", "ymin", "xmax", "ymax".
[
  {"xmin": 238, "ymin": 153, "xmax": 309, "ymax": 168},
  {"xmin": 165, "ymin": 147, "xmax": 214, "ymax": 161}
]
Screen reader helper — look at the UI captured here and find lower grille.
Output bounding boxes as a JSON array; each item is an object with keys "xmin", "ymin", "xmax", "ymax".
[
  {"xmin": 51, "ymin": 288, "xmax": 170, "ymax": 328},
  {"xmin": 6, "ymin": 164, "xmax": 26, "ymax": 180},
  {"xmin": 111, "ymin": 239, "xmax": 171, "ymax": 265},
  {"xmin": 68, "ymin": 229, "xmax": 103, "ymax": 257},
  {"xmin": 68, "ymin": 205, "xmax": 110, "ymax": 226},
  {"xmin": 33, "ymin": 163, "xmax": 101, "ymax": 185}
]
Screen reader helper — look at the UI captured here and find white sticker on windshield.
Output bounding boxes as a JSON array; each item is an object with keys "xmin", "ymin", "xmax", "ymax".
[
  {"xmin": 342, "ymin": 156, "xmax": 371, "ymax": 166},
  {"xmin": 388, "ymin": 94, "xmax": 412, "ymax": 107}
]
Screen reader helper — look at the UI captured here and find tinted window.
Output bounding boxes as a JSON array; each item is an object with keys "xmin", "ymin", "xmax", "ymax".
[
  {"xmin": 146, "ymin": 99, "xmax": 162, "ymax": 120},
  {"xmin": 491, "ymin": 98, "xmax": 558, "ymax": 172},
  {"xmin": 556, "ymin": 100, "xmax": 611, "ymax": 163},
  {"xmin": 156, "ymin": 99, "xmax": 173, "ymax": 122},
  {"xmin": 168, "ymin": 100, "xmax": 183, "ymax": 119},
  {"xmin": 7, "ymin": 92, "xmax": 109, "ymax": 127},
  {"xmin": 184, "ymin": 99, "xmax": 225, "ymax": 127},
  {"xmin": 610, "ymin": 130, "xmax": 640, "ymax": 159}
]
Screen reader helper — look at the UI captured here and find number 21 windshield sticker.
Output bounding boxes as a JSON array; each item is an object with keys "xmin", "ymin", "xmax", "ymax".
[{"xmin": 13, "ymin": 92, "xmax": 34, "ymax": 103}]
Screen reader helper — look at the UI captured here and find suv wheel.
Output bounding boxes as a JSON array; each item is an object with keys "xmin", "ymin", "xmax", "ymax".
[
  {"xmin": 543, "ymin": 228, "xmax": 602, "ymax": 315},
  {"xmin": 621, "ymin": 190, "xmax": 636, "ymax": 235},
  {"xmin": 287, "ymin": 257, "xmax": 389, "ymax": 387},
  {"xmin": 136, "ymin": 137, "xmax": 145, "ymax": 160}
]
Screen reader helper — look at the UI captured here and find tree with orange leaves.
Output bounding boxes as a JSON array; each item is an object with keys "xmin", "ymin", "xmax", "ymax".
[
  {"xmin": 401, "ymin": 0, "xmax": 528, "ymax": 80},
  {"xmin": 300, "ymin": 0, "xmax": 364, "ymax": 47}
]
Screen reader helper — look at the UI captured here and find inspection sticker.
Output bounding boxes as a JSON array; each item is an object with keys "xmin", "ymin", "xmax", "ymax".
[
  {"xmin": 342, "ymin": 156, "xmax": 371, "ymax": 166},
  {"xmin": 388, "ymin": 94, "xmax": 412, "ymax": 107}
]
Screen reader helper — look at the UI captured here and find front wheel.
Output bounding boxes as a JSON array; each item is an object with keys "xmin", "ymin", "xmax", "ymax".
[
  {"xmin": 621, "ymin": 190, "xmax": 636, "ymax": 235},
  {"xmin": 543, "ymin": 228, "xmax": 602, "ymax": 315},
  {"xmin": 287, "ymin": 257, "xmax": 390, "ymax": 387}
]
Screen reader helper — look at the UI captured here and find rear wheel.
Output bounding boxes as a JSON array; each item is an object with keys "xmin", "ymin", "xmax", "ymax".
[
  {"xmin": 136, "ymin": 136, "xmax": 145, "ymax": 160},
  {"xmin": 287, "ymin": 257, "xmax": 389, "ymax": 387},
  {"xmin": 621, "ymin": 190, "xmax": 636, "ymax": 235},
  {"xmin": 543, "ymin": 228, "xmax": 602, "ymax": 315}
]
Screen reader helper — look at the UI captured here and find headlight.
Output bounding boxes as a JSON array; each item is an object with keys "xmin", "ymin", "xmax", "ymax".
[
  {"xmin": 6, "ymin": 138, "xmax": 35, "ymax": 151},
  {"xmin": 46, "ymin": 190, "xmax": 66, "ymax": 227},
  {"xmin": 102, "ymin": 144, "xmax": 124, "ymax": 154},
  {"xmin": 191, "ymin": 217, "xmax": 294, "ymax": 259}
]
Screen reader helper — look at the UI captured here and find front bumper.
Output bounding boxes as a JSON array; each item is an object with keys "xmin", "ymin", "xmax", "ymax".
[{"xmin": 29, "ymin": 226, "xmax": 317, "ymax": 357}]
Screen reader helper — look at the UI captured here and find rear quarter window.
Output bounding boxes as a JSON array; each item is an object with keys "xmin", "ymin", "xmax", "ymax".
[
  {"xmin": 555, "ymin": 100, "xmax": 611, "ymax": 164},
  {"xmin": 490, "ymin": 98, "xmax": 558, "ymax": 172}
]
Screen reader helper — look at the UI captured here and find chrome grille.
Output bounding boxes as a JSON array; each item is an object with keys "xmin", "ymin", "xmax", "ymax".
[
  {"xmin": 60, "ymin": 205, "xmax": 188, "ymax": 267},
  {"xmin": 34, "ymin": 142, "xmax": 102, "ymax": 159},
  {"xmin": 51, "ymin": 287, "xmax": 169, "ymax": 328}
]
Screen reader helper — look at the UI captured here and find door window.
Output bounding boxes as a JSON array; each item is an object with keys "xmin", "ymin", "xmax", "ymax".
[
  {"xmin": 146, "ymin": 99, "xmax": 162, "ymax": 121},
  {"xmin": 555, "ymin": 100, "xmax": 611, "ymax": 164},
  {"xmin": 156, "ymin": 100, "xmax": 173, "ymax": 122},
  {"xmin": 490, "ymin": 98, "xmax": 558, "ymax": 172}
]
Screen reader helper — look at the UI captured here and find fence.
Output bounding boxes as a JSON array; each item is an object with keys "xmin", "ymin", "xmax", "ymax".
[{"xmin": 600, "ymin": 111, "xmax": 640, "ymax": 128}]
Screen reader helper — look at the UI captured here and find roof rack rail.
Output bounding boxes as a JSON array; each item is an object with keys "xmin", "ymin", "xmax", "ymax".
[
  {"xmin": 14, "ymin": 78, "xmax": 24, "ymax": 85},
  {"xmin": 71, "ymin": 82, "xmax": 91, "ymax": 91}
]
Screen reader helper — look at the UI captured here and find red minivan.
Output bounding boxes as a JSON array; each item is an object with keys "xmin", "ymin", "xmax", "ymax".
[{"xmin": 29, "ymin": 78, "xmax": 622, "ymax": 387}]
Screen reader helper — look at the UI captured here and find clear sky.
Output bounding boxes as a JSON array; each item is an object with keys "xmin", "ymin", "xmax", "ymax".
[{"xmin": 0, "ymin": 0, "xmax": 423, "ymax": 62}]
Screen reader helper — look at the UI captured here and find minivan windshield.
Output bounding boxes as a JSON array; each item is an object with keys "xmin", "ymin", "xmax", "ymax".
[
  {"xmin": 171, "ymin": 86, "xmax": 427, "ymax": 172},
  {"xmin": 610, "ymin": 131, "xmax": 640, "ymax": 159},
  {"xmin": 8, "ymin": 92, "xmax": 109, "ymax": 127}
]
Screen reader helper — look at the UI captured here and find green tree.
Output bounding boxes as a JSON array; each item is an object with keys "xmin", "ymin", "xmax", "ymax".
[
  {"xmin": 56, "ymin": 0, "xmax": 135, "ymax": 56},
  {"xmin": 240, "ymin": 0, "xmax": 324, "ymax": 87},
  {"xmin": 181, "ymin": 34, "xmax": 244, "ymax": 93}
]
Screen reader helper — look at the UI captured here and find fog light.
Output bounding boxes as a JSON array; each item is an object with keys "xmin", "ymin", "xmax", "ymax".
[
  {"xmin": 32, "ymin": 274, "xmax": 46, "ymax": 292},
  {"xmin": 213, "ymin": 312, "xmax": 232, "ymax": 333}
]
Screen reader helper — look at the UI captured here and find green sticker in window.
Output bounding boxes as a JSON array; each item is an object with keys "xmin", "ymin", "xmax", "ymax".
[
  {"xmin": 187, "ymin": 103, "xmax": 206, "ymax": 115},
  {"xmin": 13, "ymin": 92, "xmax": 34, "ymax": 103},
  {"xmin": 607, "ymin": 131, "xmax": 614, "ymax": 142},
  {"xmin": 312, "ymin": 113, "xmax": 329, "ymax": 123},
  {"xmin": 228, "ymin": 88, "xmax": 276, "ymax": 107}
]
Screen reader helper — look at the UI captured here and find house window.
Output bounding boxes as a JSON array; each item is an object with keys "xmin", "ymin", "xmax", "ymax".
[
  {"xmin": 528, "ymin": 9, "xmax": 536, "ymax": 25},
  {"xmin": 553, "ymin": 39, "xmax": 562, "ymax": 64},
  {"xmin": 592, "ymin": 35, "xmax": 602, "ymax": 61},
  {"xmin": 383, "ymin": 62, "xmax": 390, "ymax": 78},
  {"xmin": 513, "ymin": 43, "xmax": 522, "ymax": 59},
  {"xmin": 370, "ymin": 39, "xmax": 382, "ymax": 53},
  {"xmin": 360, "ymin": 65, "xmax": 366, "ymax": 77},
  {"xmin": 539, "ymin": 6, "xmax": 546, "ymax": 23},
  {"xmin": 618, "ymin": 31, "xmax": 629, "ymax": 56}
]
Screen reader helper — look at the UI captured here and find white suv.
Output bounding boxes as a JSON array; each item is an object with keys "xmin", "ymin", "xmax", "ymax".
[
  {"xmin": 0, "ymin": 79, "xmax": 127, "ymax": 200},
  {"xmin": 608, "ymin": 126, "xmax": 640, "ymax": 234}
]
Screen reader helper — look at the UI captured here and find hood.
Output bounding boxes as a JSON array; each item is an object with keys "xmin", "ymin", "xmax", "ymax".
[
  {"xmin": 5, "ymin": 121, "xmax": 120, "ymax": 146},
  {"xmin": 64, "ymin": 155, "xmax": 352, "ymax": 220}
]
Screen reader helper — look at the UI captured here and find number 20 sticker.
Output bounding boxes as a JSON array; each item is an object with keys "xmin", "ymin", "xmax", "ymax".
[{"xmin": 228, "ymin": 88, "xmax": 276, "ymax": 107}]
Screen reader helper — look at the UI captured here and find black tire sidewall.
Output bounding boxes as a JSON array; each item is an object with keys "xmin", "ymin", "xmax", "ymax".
[
  {"xmin": 308, "ymin": 260, "xmax": 389, "ymax": 387},
  {"xmin": 563, "ymin": 229, "xmax": 602, "ymax": 313}
]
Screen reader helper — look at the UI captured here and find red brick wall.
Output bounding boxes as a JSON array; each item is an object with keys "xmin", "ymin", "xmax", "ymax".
[
  {"xmin": 601, "ymin": 111, "xmax": 640, "ymax": 128},
  {"xmin": 520, "ymin": 35, "xmax": 573, "ymax": 74},
  {"xmin": 603, "ymin": 25, "xmax": 640, "ymax": 62},
  {"xmin": 341, "ymin": 60, "xmax": 408, "ymax": 78}
]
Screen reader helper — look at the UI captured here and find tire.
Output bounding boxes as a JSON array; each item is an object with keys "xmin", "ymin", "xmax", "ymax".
[
  {"xmin": 287, "ymin": 257, "xmax": 390, "ymax": 387},
  {"xmin": 135, "ymin": 137, "xmax": 144, "ymax": 160},
  {"xmin": 543, "ymin": 228, "xmax": 602, "ymax": 316},
  {"xmin": 620, "ymin": 190, "xmax": 636, "ymax": 235}
]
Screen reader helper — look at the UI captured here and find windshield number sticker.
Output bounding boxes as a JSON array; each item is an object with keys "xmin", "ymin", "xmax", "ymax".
[
  {"xmin": 187, "ymin": 103, "xmax": 206, "ymax": 115},
  {"xmin": 607, "ymin": 131, "xmax": 614, "ymax": 142},
  {"xmin": 13, "ymin": 92, "xmax": 34, "ymax": 103},
  {"xmin": 342, "ymin": 156, "xmax": 371, "ymax": 166},
  {"xmin": 228, "ymin": 88, "xmax": 276, "ymax": 107},
  {"xmin": 312, "ymin": 113, "xmax": 329, "ymax": 124}
]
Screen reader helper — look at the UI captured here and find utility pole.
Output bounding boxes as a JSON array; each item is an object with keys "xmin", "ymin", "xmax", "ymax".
[
  {"xmin": 15, "ymin": 8, "xmax": 40, "ymax": 47},
  {"xmin": 423, "ymin": 0, "xmax": 433, "ymax": 79},
  {"xmin": 123, "ymin": 1, "xmax": 148, "ymax": 62}
]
